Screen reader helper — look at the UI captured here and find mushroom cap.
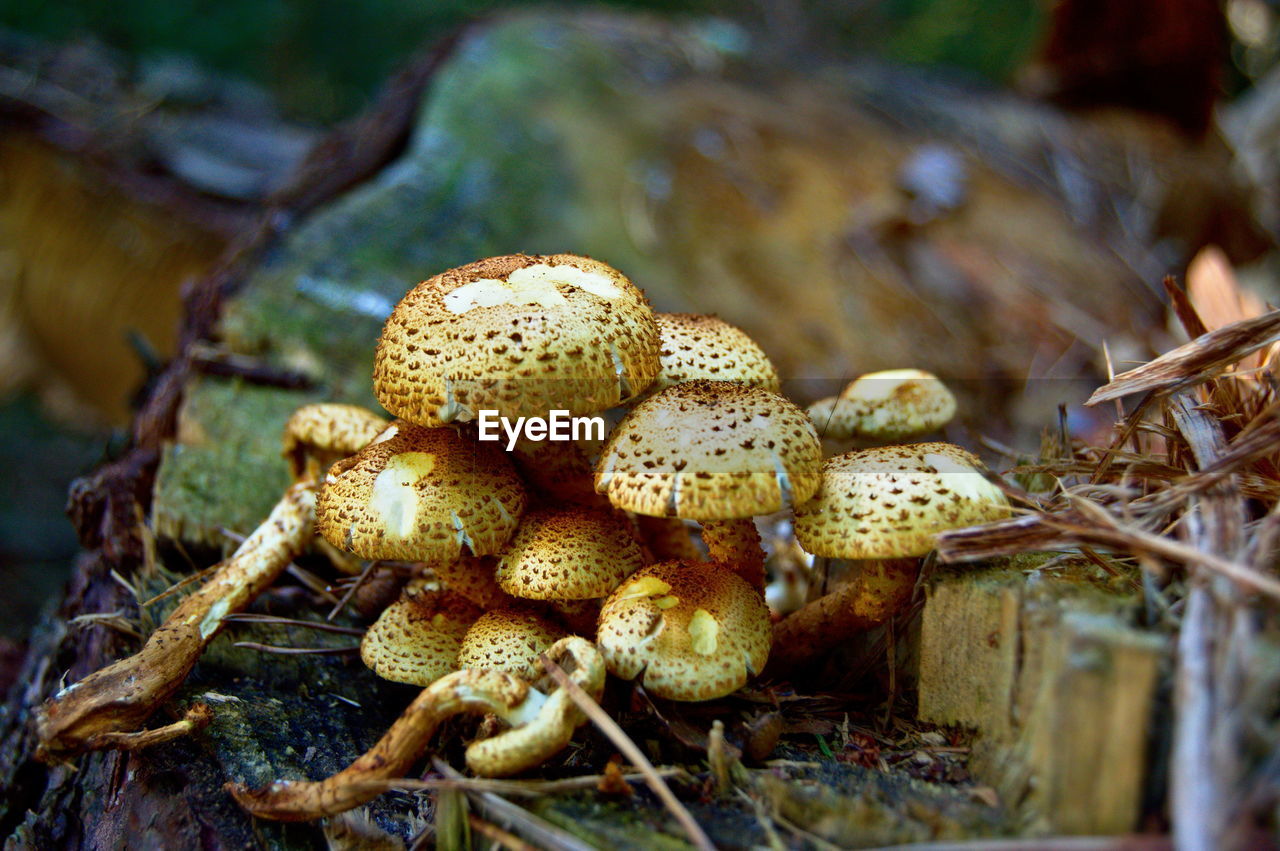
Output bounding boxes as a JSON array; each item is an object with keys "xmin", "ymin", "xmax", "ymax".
[
  {"xmin": 794, "ymin": 442, "xmax": 1009, "ymax": 559},
  {"xmin": 456, "ymin": 608, "xmax": 567, "ymax": 680},
  {"xmin": 646, "ymin": 313, "xmax": 780, "ymax": 397},
  {"xmin": 360, "ymin": 588, "xmax": 481, "ymax": 686},
  {"xmin": 374, "ymin": 253, "xmax": 660, "ymax": 425},
  {"xmin": 433, "ymin": 555, "xmax": 514, "ymax": 609},
  {"xmin": 495, "ymin": 507, "xmax": 646, "ymax": 600},
  {"xmin": 807, "ymin": 369, "xmax": 956, "ymax": 442},
  {"xmin": 281, "ymin": 403, "xmax": 390, "ymax": 479},
  {"xmin": 594, "ymin": 380, "xmax": 823, "ymax": 521},
  {"xmin": 596, "ymin": 561, "xmax": 772, "ymax": 701},
  {"xmin": 509, "ymin": 435, "xmax": 608, "ymax": 508},
  {"xmin": 316, "ymin": 422, "xmax": 526, "ymax": 563}
]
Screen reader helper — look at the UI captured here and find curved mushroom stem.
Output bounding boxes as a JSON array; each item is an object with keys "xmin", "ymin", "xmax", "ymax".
[
  {"xmin": 36, "ymin": 480, "xmax": 317, "ymax": 761},
  {"xmin": 766, "ymin": 558, "xmax": 919, "ymax": 671},
  {"xmin": 701, "ymin": 519, "xmax": 766, "ymax": 593},
  {"xmin": 282, "ymin": 403, "xmax": 389, "ymax": 480},
  {"xmin": 228, "ymin": 637, "xmax": 605, "ymax": 821}
]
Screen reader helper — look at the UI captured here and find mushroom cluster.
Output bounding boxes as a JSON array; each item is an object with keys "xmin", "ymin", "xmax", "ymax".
[{"xmin": 35, "ymin": 251, "xmax": 1011, "ymax": 823}]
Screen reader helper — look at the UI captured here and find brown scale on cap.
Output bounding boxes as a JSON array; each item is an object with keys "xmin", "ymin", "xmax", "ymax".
[
  {"xmin": 794, "ymin": 442, "xmax": 1010, "ymax": 559},
  {"xmin": 456, "ymin": 608, "xmax": 567, "ymax": 680},
  {"xmin": 315, "ymin": 422, "xmax": 526, "ymax": 563},
  {"xmin": 645, "ymin": 313, "xmax": 781, "ymax": 397},
  {"xmin": 595, "ymin": 380, "xmax": 823, "ymax": 521},
  {"xmin": 373, "ymin": 253, "xmax": 660, "ymax": 426},
  {"xmin": 495, "ymin": 507, "xmax": 646, "ymax": 600},
  {"xmin": 597, "ymin": 561, "xmax": 772, "ymax": 702},
  {"xmin": 807, "ymin": 369, "xmax": 957, "ymax": 442},
  {"xmin": 360, "ymin": 589, "xmax": 482, "ymax": 686},
  {"xmin": 509, "ymin": 436, "xmax": 609, "ymax": 508}
]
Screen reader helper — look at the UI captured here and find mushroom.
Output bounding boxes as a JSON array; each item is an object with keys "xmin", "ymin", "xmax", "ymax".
[
  {"xmin": 432, "ymin": 555, "xmax": 514, "ymax": 609},
  {"xmin": 494, "ymin": 506, "xmax": 646, "ymax": 600},
  {"xmin": 596, "ymin": 561, "xmax": 772, "ymax": 701},
  {"xmin": 594, "ymin": 380, "xmax": 823, "ymax": 590},
  {"xmin": 36, "ymin": 403, "xmax": 386, "ymax": 759},
  {"xmin": 373, "ymin": 253, "xmax": 660, "ymax": 425},
  {"xmin": 228, "ymin": 636, "xmax": 606, "ymax": 821},
  {"xmin": 456, "ymin": 608, "xmax": 567, "ymax": 680},
  {"xmin": 315, "ymin": 421, "xmax": 527, "ymax": 563},
  {"xmin": 360, "ymin": 586, "xmax": 482, "ymax": 686},
  {"xmin": 773, "ymin": 442, "xmax": 1010, "ymax": 667},
  {"xmin": 645, "ymin": 313, "xmax": 781, "ymax": 398},
  {"xmin": 806, "ymin": 369, "xmax": 957, "ymax": 443},
  {"xmin": 282, "ymin": 403, "xmax": 389, "ymax": 479}
]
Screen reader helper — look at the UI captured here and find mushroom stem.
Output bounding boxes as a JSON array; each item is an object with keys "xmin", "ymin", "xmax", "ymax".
[
  {"xmin": 36, "ymin": 480, "xmax": 317, "ymax": 760},
  {"xmin": 228, "ymin": 637, "xmax": 605, "ymax": 821},
  {"xmin": 700, "ymin": 519, "xmax": 767, "ymax": 593},
  {"xmin": 766, "ymin": 558, "xmax": 919, "ymax": 671}
]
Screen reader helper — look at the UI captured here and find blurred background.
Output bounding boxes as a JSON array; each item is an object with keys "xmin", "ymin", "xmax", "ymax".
[{"xmin": 1, "ymin": 0, "xmax": 1278, "ymax": 644}]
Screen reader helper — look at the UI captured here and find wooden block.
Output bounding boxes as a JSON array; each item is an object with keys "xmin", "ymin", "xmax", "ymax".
[{"xmin": 917, "ymin": 560, "xmax": 1163, "ymax": 835}]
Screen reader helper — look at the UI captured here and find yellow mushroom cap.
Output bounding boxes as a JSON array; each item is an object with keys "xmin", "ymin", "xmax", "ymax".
[
  {"xmin": 594, "ymin": 380, "xmax": 823, "ymax": 521},
  {"xmin": 495, "ymin": 507, "xmax": 646, "ymax": 600},
  {"xmin": 360, "ymin": 588, "xmax": 481, "ymax": 686},
  {"xmin": 373, "ymin": 253, "xmax": 660, "ymax": 426},
  {"xmin": 794, "ymin": 442, "xmax": 1009, "ymax": 559},
  {"xmin": 645, "ymin": 313, "xmax": 780, "ymax": 397},
  {"xmin": 808, "ymin": 369, "xmax": 957, "ymax": 442},
  {"xmin": 597, "ymin": 561, "xmax": 772, "ymax": 701},
  {"xmin": 315, "ymin": 422, "xmax": 527, "ymax": 563},
  {"xmin": 433, "ymin": 555, "xmax": 514, "ymax": 609},
  {"xmin": 456, "ymin": 608, "xmax": 567, "ymax": 680}
]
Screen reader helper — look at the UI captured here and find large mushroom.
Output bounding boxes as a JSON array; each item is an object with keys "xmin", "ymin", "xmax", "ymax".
[
  {"xmin": 315, "ymin": 421, "xmax": 527, "ymax": 563},
  {"xmin": 373, "ymin": 253, "xmax": 661, "ymax": 425},
  {"xmin": 594, "ymin": 380, "xmax": 823, "ymax": 590}
]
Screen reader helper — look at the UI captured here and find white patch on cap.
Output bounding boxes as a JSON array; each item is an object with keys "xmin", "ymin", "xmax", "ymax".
[
  {"xmin": 443, "ymin": 263, "xmax": 622, "ymax": 314},
  {"xmin": 922, "ymin": 452, "xmax": 1005, "ymax": 504},
  {"xmin": 845, "ymin": 369, "xmax": 933, "ymax": 401},
  {"xmin": 371, "ymin": 452, "xmax": 437, "ymax": 538}
]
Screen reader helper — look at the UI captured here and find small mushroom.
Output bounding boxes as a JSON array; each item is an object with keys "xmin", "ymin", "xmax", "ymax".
[
  {"xmin": 282, "ymin": 403, "xmax": 390, "ymax": 479},
  {"xmin": 457, "ymin": 608, "xmax": 567, "ymax": 680},
  {"xmin": 793, "ymin": 442, "xmax": 1008, "ymax": 559},
  {"xmin": 360, "ymin": 587, "xmax": 482, "ymax": 686},
  {"xmin": 596, "ymin": 561, "xmax": 772, "ymax": 701},
  {"xmin": 373, "ymin": 253, "xmax": 660, "ymax": 425},
  {"xmin": 495, "ymin": 506, "xmax": 646, "ymax": 600},
  {"xmin": 432, "ymin": 555, "xmax": 513, "ymax": 609},
  {"xmin": 806, "ymin": 369, "xmax": 957, "ymax": 443},
  {"xmin": 228, "ymin": 636, "xmax": 606, "ymax": 820},
  {"xmin": 316, "ymin": 421, "xmax": 527, "ymax": 563},
  {"xmin": 595, "ymin": 380, "xmax": 822, "ymax": 590}
]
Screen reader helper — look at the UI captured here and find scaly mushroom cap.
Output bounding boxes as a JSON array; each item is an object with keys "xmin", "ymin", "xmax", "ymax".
[
  {"xmin": 374, "ymin": 253, "xmax": 660, "ymax": 425},
  {"xmin": 509, "ymin": 436, "xmax": 608, "ymax": 508},
  {"xmin": 794, "ymin": 442, "xmax": 1009, "ymax": 559},
  {"xmin": 281, "ymin": 403, "xmax": 390, "ymax": 479},
  {"xmin": 646, "ymin": 313, "xmax": 780, "ymax": 397},
  {"xmin": 597, "ymin": 561, "xmax": 771, "ymax": 701},
  {"xmin": 456, "ymin": 608, "xmax": 567, "ymax": 680},
  {"xmin": 316, "ymin": 422, "xmax": 526, "ymax": 563},
  {"xmin": 495, "ymin": 507, "xmax": 646, "ymax": 600},
  {"xmin": 360, "ymin": 589, "xmax": 481, "ymax": 686},
  {"xmin": 595, "ymin": 380, "xmax": 822, "ymax": 521},
  {"xmin": 807, "ymin": 369, "xmax": 957, "ymax": 442},
  {"xmin": 433, "ymin": 556, "xmax": 514, "ymax": 609}
]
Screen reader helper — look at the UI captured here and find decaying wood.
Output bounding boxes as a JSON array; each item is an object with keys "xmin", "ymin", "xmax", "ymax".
[{"xmin": 917, "ymin": 562, "xmax": 1163, "ymax": 835}]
